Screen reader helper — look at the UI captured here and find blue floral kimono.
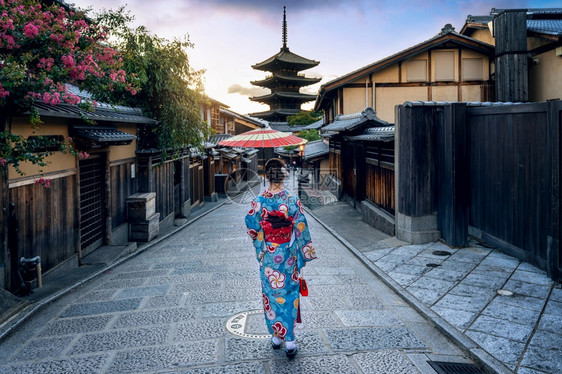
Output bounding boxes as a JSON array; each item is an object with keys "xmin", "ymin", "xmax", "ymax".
[{"xmin": 245, "ymin": 189, "xmax": 317, "ymax": 341}]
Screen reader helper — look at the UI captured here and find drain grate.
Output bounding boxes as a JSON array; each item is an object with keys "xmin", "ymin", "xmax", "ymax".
[{"xmin": 427, "ymin": 361, "xmax": 486, "ymax": 374}]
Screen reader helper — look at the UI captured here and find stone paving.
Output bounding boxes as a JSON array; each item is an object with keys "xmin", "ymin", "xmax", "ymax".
[
  {"xmin": 0, "ymin": 196, "xmax": 477, "ymax": 373},
  {"xmin": 309, "ymin": 202, "xmax": 562, "ymax": 374}
]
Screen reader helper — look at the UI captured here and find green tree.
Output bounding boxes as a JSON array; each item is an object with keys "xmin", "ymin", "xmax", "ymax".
[
  {"xmin": 94, "ymin": 7, "xmax": 207, "ymax": 151},
  {"xmin": 283, "ymin": 130, "xmax": 321, "ymax": 152},
  {"xmin": 287, "ymin": 110, "xmax": 322, "ymax": 126},
  {"xmin": 297, "ymin": 129, "xmax": 321, "ymax": 142}
]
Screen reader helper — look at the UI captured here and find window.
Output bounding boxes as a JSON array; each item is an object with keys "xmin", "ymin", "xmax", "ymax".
[
  {"xmin": 406, "ymin": 59, "xmax": 427, "ymax": 82},
  {"xmin": 462, "ymin": 58, "xmax": 484, "ymax": 81},
  {"xmin": 435, "ymin": 51, "xmax": 455, "ymax": 81}
]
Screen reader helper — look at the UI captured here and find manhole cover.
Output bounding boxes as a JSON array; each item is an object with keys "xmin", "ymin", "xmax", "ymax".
[
  {"xmin": 226, "ymin": 310, "xmax": 271, "ymax": 339},
  {"xmin": 427, "ymin": 361, "xmax": 486, "ymax": 374},
  {"xmin": 433, "ymin": 250, "xmax": 452, "ymax": 256}
]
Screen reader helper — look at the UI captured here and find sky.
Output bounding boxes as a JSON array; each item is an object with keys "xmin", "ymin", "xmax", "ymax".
[{"xmin": 70, "ymin": 0, "xmax": 559, "ymax": 115}]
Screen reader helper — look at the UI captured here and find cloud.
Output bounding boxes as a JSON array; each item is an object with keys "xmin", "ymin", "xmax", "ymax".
[
  {"xmin": 228, "ymin": 84, "xmax": 268, "ymax": 96},
  {"xmin": 189, "ymin": 0, "xmax": 347, "ymax": 14}
]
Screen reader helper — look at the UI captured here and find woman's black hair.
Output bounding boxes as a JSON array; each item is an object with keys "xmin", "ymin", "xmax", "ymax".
[{"xmin": 265, "ymin": 158, "xmax": 287, "ymax": 183}]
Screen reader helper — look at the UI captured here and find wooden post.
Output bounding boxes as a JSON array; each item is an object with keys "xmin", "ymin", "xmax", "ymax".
[
  {"xmin": 546, "ymin": 100, "xmax": 561, "ymax": 280},
  {"xmin": 494, "ymin": 10, "xmax": 528, "ymax": 102},
  {"xmin": 436, "ymin": 103, "xmax": 469, "ymax": 247},
  {"xmin": 396, "ymin": 103, "xmax": 441, "ymax": 244}
]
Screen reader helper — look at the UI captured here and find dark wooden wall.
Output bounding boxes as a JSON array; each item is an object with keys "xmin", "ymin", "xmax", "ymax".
[
  {"xmin": 468, "ymin": 102, "xmax": 560, "ymax": 278},
  {"xmin": 110, "ymin": 160, "xmax": 136, "ymax": 230},
  {"xmin": 9, "ymin": 176, "xmax": 78, "ymax": 274}
]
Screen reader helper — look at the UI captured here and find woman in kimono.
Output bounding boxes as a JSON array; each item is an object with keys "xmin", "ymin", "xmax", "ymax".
[{"xmin": 245, "ymin": 158, "xmax": 316, "ymax": 358}]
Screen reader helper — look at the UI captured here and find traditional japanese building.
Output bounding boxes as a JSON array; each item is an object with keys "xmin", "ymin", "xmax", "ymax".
[{"xmin": 249, "ymin": 7, "xmax": 320, "ymax": 123}]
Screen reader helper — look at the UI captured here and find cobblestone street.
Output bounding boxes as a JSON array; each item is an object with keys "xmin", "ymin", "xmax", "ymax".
[{"xmin": 0, "ymin": 196, "xmax": 475, "ymax": 373}]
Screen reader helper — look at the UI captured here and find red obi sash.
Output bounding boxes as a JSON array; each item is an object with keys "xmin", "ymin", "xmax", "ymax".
[{"xmin": 260, "ymin": 210, "xmax": 294, "ymax": 244}]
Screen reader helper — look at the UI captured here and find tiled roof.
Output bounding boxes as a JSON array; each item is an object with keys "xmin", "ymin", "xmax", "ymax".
[
  {"xmin": 268, "ymin": 122, "xmax": 309, "ymax": 133},
  {"xmin": 528, "ymin": 19, "xmax": 562, "ymax": 35},
  {"xmin": 321, "ymin": 107, "xmax": 388, "ymax": 133},
  {"xmin": 250, "ymin": 92, "xmax": 316, "ymax": 102},
  {"xmin": 346, "ymin": 126, "xmax": 395, "ymax": 142},
  {"xmin": 303, "ymin": 118, "xmax": 324, "ymax": 130},
  {"xmin": 28, "ymin": 84, "xmax": 157, "ymax": 125},
  {"xmin": 252, "ymin": 47, "xmax": 319, "ymax": 72},
  {"xmin": 274, "ymin": 147, "xmax": 299, "ymax": 156},
  {"xmin": 463, "ymin": 8, "xmax": 562, "ymax": 36},
  {"xmin": 248, "ymin": 108, "xmax": 301, "ymax": 121},
  {"xmin": 204, "ymin": 133, "xmax": 232, "ymax": 148},
  {"xmin": 251, "ymin": 74, "xmax": 321, "ymax": 87},
  {"xmin": 71, "ymin": 125, "xmax": 136, "ymax": 145},
  {"xmin": 402, "ymin": 100, "xmax": 524, "ymax": 107},
  {"xmin": 31, "ymin": 102, "xmax": 157, "ymax": 125},
  {"xmin": 303, "ymin": 140, "xmax": 329, "ymax": 161}
]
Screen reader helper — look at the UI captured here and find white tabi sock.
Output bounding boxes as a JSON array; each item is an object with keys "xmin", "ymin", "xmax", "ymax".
[
  {"xmin": 271, "ymin": 336, "xmax": 282, "ymax": 346},
  {"xmin": 285, "ymin": 340, "xmax": 297, "ymax": 350}
]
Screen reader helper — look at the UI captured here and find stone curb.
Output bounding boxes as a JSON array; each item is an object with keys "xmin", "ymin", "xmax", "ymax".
[
  {"xmin": 0, "ymin": 197, "xmax": 232, "ymax": 342},
  {"xmin": 304, "ymin": 206, "xmax": 513, "ymax": 374}
]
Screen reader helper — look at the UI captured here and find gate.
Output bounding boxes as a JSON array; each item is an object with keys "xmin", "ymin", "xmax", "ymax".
[{"xmin": 79, "ymin": 156, "xmax": 106, "ymax": 256}]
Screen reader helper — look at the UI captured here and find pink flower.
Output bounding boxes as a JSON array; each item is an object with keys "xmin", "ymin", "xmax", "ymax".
[
  {"xmin": 0, "ymin": 158, "xmax": 7, "ymax": 167},
  {"xmin": 34, "ymin": 178, "xmax": 51, "ymax": 188},
  {"xmin": 0, "ymin": 83, "xmax": 9, "ymax": 98},
  {"xmin": 61, "ymin": 54, "xmax": 74, "ymax": 67},
  {"xmin": 23, "ymin": 22, "xmax": 38, "ymax": 38}
]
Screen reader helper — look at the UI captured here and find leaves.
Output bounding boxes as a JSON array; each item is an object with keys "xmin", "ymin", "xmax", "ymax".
[
  {"xmin": 287, "ymin": 111, "xmax": 322, "ymax": 126},
  {"xmin": 94, "ymin": 7, "xmax": 207, "ymax": 151}
]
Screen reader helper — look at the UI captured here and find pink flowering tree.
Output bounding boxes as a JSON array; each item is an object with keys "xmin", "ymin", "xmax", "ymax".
[{"xmin": 0, "ymin": 0, "xmax": 139, "ymax": 174}]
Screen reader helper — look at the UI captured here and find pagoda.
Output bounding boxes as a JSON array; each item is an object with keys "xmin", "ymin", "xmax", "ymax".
[{"xmin": 249, "ymin": 7, "xmax": 320, "ymax": 123}]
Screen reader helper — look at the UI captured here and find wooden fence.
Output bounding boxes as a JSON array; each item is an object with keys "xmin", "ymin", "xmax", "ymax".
[
  {"xmin": 365, "ymin": 143, "xmax": 395, "ymax": 215},
  {"xmin": 397, "ymin": 100, "xmax": 562, "ymax": 281},
  {"xmin": 110, "ymin": 159, "xmax": 136, "ymax": 231},
  {"xmin": 8, "ymin": 176, "xmax": 79, "ymax": 286}
]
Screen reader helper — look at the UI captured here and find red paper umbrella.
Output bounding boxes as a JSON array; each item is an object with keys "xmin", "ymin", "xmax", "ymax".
[{"xmin": 218, "ymin": 127, "xmax": 307, "ymax": 148}]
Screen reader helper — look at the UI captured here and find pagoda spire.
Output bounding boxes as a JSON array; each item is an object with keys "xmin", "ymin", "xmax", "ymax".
[{"xmin": 282, "ymin": 6, "xmax": 287, "ymax": 49}]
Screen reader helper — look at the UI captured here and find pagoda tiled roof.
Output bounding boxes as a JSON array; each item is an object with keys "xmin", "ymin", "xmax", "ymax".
[
  {"xmin": 252, "ymin": 47, "xmax": 319, "ymax": 72},
  {"xmin": 251, "ymin": 74, "xmax": 321, "ymax": 88},
  {"xmin": 250, "ymin": 91, "xmax": 316, "ymax": 103},
  {"xmin": 268, "ymin": 122, "xmax": 309, "ymax": 133},
  {"xmin": 248, "ymin": 108, "xmax": 301, "ymax": 121}
]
